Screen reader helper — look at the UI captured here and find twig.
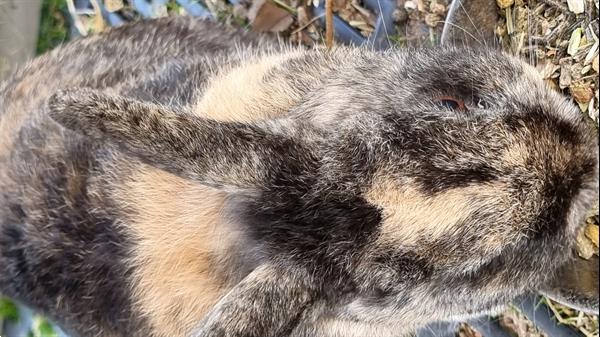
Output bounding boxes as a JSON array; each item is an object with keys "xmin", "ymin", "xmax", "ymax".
[
  {"xmin": 544, "ymin": 298, "xmax": 569, "ymax": 325},
  {"xmin": 538, "ymin": 0, "xmax": 571, "ymax": 13},
  {"xmin": 270, "ymin": 0, "xmax": 298, "ymax": 14},
  {"xmin": 325, "ymin": 0, "xmax": 334, "ymax": 49},
  {"xmin": 291, "ymin": 15, "xmax": 323, "ymax": 34},
  {"xmin": 351, "ymin": 1, "xmax": 376, "ymax": 27}
]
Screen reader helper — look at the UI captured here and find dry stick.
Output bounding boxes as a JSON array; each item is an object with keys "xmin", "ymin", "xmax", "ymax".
[
  {"xmin": 291, "ymin": 15, "xmax": 323, "ymax": 35},
  {"xmin": 538, "ymin": 0, "xmax": 570, "ymax": 13},
  {"xmin": 325, "ymin": 0, "xmax": 334, "ymax": 49}
]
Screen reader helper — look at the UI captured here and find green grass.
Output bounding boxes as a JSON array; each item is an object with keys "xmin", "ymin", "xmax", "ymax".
[
  {"xmin": 36, "ymin": 0, "xmax": 69, "ymax": 55},
  {"xmin": 28, "ymin": 316, "xmax": 59, "ymax": 337},
  {"xmin": 1, "ymin": 297, "xmax": 58, "ymax": 337},
  {"xmin": 0, "ymin": 297, "xmax": 19, "ymax": 322}
]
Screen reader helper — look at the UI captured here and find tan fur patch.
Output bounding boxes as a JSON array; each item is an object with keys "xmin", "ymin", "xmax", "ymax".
[
  {"xmin": 117, "ymin": 166, "xmax": 243, "ymax": 337},
  {"xmin": 193, "ymin": 51, "xmax": 304, "ymax": 121},
  {"xmin": 114, "ymin": 49, "xmax": 319, "ymax": 337},
  {"xmin": 365, "ymin": 175, "xmax": 505, "ymax": 246},
  {"xmin": 502, "ymin": 144, "xmax": 529, "ymax": 167}
]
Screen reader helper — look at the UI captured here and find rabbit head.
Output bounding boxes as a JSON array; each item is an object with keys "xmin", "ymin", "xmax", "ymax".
[{"xmin": 442, "ymin": 0, "xmax": 599, "ymax": 315}]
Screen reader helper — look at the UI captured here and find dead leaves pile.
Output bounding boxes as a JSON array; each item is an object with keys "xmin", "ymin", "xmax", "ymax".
[
  {"xmin": 576, "ymin": 204, "xmax": 599, "ymax": 260},
  {"xmin": 495, "ymin": 4, "xmax": 599, "ymax": 333},
  {"xmin": 545, "ymin": 298, "xmax": 600, "ymax": 337},
  {"xmin": 497, "ymin": 0, "xmax": 599, "ymax": 123},
  {"xmin": 500, "ymin": 307, "xmax": 547, "ymax": 337}
]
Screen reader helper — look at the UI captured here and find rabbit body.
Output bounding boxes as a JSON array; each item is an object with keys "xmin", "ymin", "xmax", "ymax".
[{"xmin": 0, "ymin": 16, "xmax": 598, "ymax": 337}]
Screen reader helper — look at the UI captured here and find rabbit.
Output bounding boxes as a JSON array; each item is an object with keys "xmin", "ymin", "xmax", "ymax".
[{"xmin": 1, "ymin": 4, "xmax": 599, "ymax": 337}]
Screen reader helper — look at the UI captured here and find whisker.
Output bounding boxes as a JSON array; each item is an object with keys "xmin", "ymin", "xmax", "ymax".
[
  {"xmin": 457, "ymin": 0, "xmax": 486, "ymax": 47},
  {"xmin": 375, "ymin": 0, "xmax": 392, "ymax": 49},
  {"xmin": 441, "ymin": 21, "xmax": 485, "ymax": 47}
]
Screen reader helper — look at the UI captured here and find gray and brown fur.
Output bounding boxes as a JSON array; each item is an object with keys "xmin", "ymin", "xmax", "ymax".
[{"xmin": 1, "ymin": 12, "xmax": 598, "ymax": 337}]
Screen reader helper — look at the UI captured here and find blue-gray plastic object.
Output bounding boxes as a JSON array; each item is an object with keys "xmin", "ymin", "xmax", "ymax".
[
  {"xmin": 97, "ymin": 1, "xmax": 126, "ymax": 26},
  {"xmin": 312, "ymin": 4, "xmax": 366, "ymax": 46},
  {"xmin": 176, "ymin": 0, "xmax": 213, "ymax": 18},
  {"xmin": 418, "ymin": 315, "xmax": 514, "ymax": 337},
  {"xmin": 2, "ymin": 303, "xmax": 69, "ymax": 337},
  {"xmin": 417, "ymin": 321, "xmax": 459, "ymax": 337},
  {"xmin": 363, "ymin": 0, "xmax": 395, "ymax": 49},
  {"xmin": 74, "ymin": 0, "xmax": 214, "ymax": 28},
  {"xmin": 467, "ymin": 316, "xmax": 515, "ymax": 337},
  {"xmin": 3, "ymin": 304, "xmax": 33, "ymax": 337},
  {"xmin": 515, "ymin": 295, "xmax": 585, "ymax": 337},
  {"xmin": 131, "ymin": 0, "xmax": 155, "ymax": 17},
  {"xmin": 311, "ymin": 0, "xmax": 397, "ymax": 50}
]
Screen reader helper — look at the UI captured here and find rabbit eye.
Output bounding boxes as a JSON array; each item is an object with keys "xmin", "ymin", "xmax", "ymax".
[{"xmin": 435, "ymin": 96, "xmax": 467, "ymax": 112}]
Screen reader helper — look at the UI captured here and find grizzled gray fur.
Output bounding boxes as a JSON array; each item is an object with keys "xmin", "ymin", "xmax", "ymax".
[{"xmin": 1, "ymin": 12, "xmax": 598, "ymax": 337}]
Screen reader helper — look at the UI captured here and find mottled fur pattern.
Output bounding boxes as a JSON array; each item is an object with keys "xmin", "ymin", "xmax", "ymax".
[{"xmin": 1, "ymin": 15, "xmax": 598, "ymax": 337}]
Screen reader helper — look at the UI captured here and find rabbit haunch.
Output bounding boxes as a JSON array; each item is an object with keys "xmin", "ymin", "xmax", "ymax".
[{"xmin": 1, "ymin": 16, "xmax": 598, "ymax": 337}]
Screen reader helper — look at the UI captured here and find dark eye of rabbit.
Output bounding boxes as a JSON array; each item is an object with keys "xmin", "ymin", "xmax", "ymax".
[{"xmin": 435, "ymin": 96, "xmax": 467, "ymax": 111}]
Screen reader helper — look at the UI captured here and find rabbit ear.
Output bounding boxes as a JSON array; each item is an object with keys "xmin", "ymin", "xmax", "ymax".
[
  {"xmin": 441, "ymin": 0, "xmax": 499, "ymax": 48},
  {"xmin": 48, "ymin": 88, "xmax": 313, "ymax": 192},
  {"xmin": 539, "ymin": 255, "xmax": 599, "ymax": 314},
  {"xmin": 190, "ymin": 265, "xmax": 314, "ymax": 337}
]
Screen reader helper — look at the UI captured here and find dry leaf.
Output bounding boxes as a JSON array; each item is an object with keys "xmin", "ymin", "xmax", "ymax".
[
  {"xmin": 513, "ymin": 7, "xmax": 528, "ymax": 32},
  {"xmin": 545, "ymin": 79, "xmax": 560, "ymax": 91},
  {"xmin": 581, "ymin": 64, "xmax": 592, "ymax": 74},
  {"xmin": 576, "ymin": 228, "xmax": 597, "ymax": 259},
  {"xmin": 584, "ymin": 224, "xmax": 599, "ymax": 249},
  {"xmin": 90, "ymin": 0, "xmax": 106, "ymax": 32},
  {"xmin": 248, "ymin": 0, "xmax": 294, "ymax": 32},
  {"xmin": 568, "ymin": 28, "xmax": 583, "ymax": 56},
  {"xmin": 232, "ymin": 4, "xmax": 249, "ymax": 19},
  {"xmin": 105, "ymin": 0, "xmax": 124, "ymax": 12},
  {"xmin": 497, "ymin": 0, "xmax": 514, "ymax": 9},
  {"xmin": 570, "ymin": 83, "xmax": 594, "ymax": 105},
  {"xmin": 584, "ymin": 41, "xmax": 598, "ymax": 65},
  {"xmin": 429, "ymin": 1, "xmax": 446, "ymax": 15},
  {"xmin": 458, "ymin": 323, "xmax": 483, "ymax": 337},
  {"xmin": 593, "ymin": 55, "xmax": 599, "ymax": 73},
  {"xmin": 567, "ymin": 0, "xmax": 585, "ymax": 13},
  {"xmin": 538, "ymin": 61, "xmax": 560, "ymax": 79},
  {"xmin": 559, "ymin": 58, "xmax": 573, "ymax": 88},
  {"xmin": 500, "ymin": 308, "xmax": 547, "ymax": 337},
  {"xmin": 424, "ymin": 13, "xmax": 441, "ymax": 27},
  {"xmin": 404, "ymin": 1, "xmax": 417, "ymax": 10}
]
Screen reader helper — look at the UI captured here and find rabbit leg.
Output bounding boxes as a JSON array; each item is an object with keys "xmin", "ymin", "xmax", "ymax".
[{"xmin": 190, "ymin": 264, "xmax": 315, "ymax": 337}]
